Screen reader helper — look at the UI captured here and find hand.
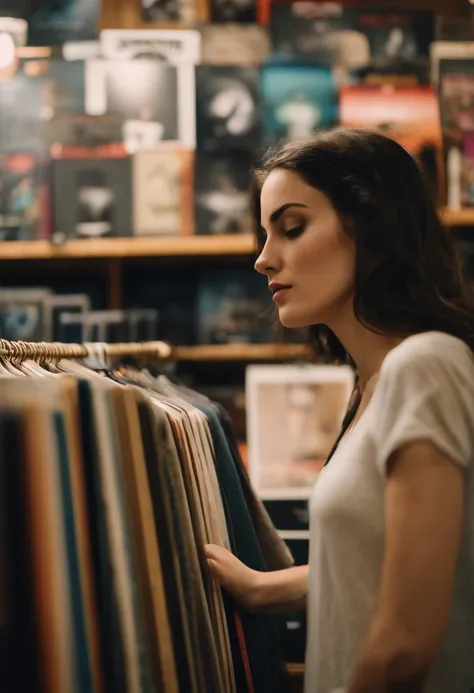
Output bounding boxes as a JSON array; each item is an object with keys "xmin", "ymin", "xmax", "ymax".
[{"xmin": 204, "ymin": 544, "xmax": 262, "ymax": 612}]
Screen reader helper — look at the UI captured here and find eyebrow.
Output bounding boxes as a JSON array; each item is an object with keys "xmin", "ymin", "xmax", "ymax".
[{"xmin": 269, "ymin": 202, "xmax": 309, "ymax": 224}]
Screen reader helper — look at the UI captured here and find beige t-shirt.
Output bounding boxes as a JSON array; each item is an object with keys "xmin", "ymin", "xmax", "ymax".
[{"xmin": 305, "ymin": 331, "xmax": 474, "ymax": 693}]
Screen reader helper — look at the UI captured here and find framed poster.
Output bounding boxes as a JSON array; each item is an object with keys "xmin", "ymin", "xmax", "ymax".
[
  {"xmin": 246, "ymin": 364, "xmax": 354, "ymax": 498},
  {"xmin": 85, "ymin": 59, "xmax": 196, "ymax": 148}
]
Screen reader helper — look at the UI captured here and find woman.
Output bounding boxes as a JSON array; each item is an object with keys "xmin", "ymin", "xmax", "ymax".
[{"xmin": 205, "ymin": 129, "xmax": 474, "ymax": 693}]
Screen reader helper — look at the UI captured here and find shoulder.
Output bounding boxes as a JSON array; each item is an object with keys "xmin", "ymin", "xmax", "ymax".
[
  {"xmin": 379, "ymin": 331, "xmax": 474, "ymax": 388},
  {"xmin": 371, "ymin": 332, "xmax": 474, "ymax": 470}
]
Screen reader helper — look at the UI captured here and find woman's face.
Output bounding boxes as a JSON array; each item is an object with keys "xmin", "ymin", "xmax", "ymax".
[{"xmin": 255, "ymin": 168, "xmax": 356, "ymax": 329}]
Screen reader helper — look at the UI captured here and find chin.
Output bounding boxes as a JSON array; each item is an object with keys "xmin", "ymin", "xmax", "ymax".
[{"xmin": 278, "ymin": 308, "xmax": 315, "ymax": 330}]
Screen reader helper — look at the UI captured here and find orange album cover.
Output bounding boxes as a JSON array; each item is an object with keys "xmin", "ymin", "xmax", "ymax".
[
  {"xmin": 340, "ymin": 84, "xmax": 442, "ymax": 151},
  {"xmin": 340, "ymin": 84, "xmax": 444, "ymax": 199}
]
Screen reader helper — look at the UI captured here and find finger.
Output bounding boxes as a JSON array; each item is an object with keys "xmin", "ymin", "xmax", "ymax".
[
  {"xmin": 204, "ymin": 544, "xmax": 219, "ymax": 559},
  {"xmin": 206, "ymin": 558, "xmax": 222, "ymax": 581},
  {"xmin": 204, "ymin": 544, "xmax": 227, "ymax": 560}
]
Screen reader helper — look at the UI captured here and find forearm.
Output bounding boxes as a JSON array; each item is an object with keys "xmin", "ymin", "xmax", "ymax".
[
  {"xmin": 348, "ymin": 620, "xmax": 431, "ymax": 693},
  {"xmin": 253, "ymin": 564, "xmax": 308, "ymax": 613}
]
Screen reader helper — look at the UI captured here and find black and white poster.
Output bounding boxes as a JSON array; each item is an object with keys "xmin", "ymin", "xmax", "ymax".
[
  {"xmin": 195, "ymin": 152, "xmax": 252, "ymax": 235},
  {"xmin": 53, "ymin": 156, "xmax": 132, "ymax": 240},
  {"xmin": 196, "ymin": 66, "xmax": 260, "ymax": 152},
  {"xmin": 85, "ymin": 59, "xmax": 195, "ymax": 149}
]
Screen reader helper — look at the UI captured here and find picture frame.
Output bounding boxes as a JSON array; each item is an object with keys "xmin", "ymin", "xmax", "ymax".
[{"xmin": 246, "ymin": 364, "xmax": 354, "ymax": 499}]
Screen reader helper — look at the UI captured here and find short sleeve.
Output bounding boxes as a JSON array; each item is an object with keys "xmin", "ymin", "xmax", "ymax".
[{"xmin": 371, "ymin": 333, "xmax": 474, "ymax": 474}]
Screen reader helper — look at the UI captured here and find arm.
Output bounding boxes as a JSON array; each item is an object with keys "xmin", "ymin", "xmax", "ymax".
[
  {"xmin": 348, "ymin": 439, "xmax": 464, "ymax": 693},
  {"xmin": 205, "ymin": 543, "xmax": 308, "ymax": 613},
  {"xmin": 254, "ymin": 564, "xmax": 308, "ymax": 613}
]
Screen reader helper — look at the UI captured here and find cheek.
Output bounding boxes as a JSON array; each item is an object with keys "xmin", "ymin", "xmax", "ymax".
[
  {"xmin": 288, "ymin": 233, "xmax": 355, "ymax": 321},
  {"xmin": 296, "ymin": 233, "xmax": 354, "ymax": 288}
]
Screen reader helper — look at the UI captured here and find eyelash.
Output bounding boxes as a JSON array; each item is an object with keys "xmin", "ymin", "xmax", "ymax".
[{"xmin": 285, "ymin": 224, "xmax": 305, "ymax": 239}]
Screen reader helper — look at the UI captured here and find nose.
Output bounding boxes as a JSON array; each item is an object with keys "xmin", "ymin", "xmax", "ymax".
[{"xmin": 254, "ymin": 239, "xmax": 280, "ymax": 276}]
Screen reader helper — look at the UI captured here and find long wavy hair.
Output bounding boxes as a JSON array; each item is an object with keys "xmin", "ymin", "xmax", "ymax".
[{"xmin": 251, "ymin": 128, "xmax": 474, "ymax": 366}]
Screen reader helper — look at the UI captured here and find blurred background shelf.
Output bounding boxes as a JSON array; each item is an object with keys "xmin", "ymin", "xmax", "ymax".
[
  {"xmin": 442, "ymin": 208, "xmax": 474, "ymax": 227},
  {"xmin": 1, "ymin": 206, "xmax": 474, "ymax": 262},
  {"xmin": 286, "ymin": 663, "xmax": 305, "ymax": 677},
  {"xmin": 172, "ymin": 343, "xmax": 308, "ymax": 361},
  {"xmin": 1, "ymin": 207, "xmax": 474, "ymax": 263},
  {"xmin": 0, "ymin": 235, "xmax": 257, "ymax": 261}
]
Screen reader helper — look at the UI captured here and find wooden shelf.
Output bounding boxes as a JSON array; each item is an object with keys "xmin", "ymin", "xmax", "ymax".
[
  {"xmin": 173, "ymin": 343, "xmax": 308, "ymax": 362},
  {"xmin": 442, "ymin": 208, "xmax": 474, "ymax": 227},
  {"xmin": 0, "ymin": 207, "xmax": 472, "ymax": 263},
  {"xmin": 0, "ymin": 235, "xmax": 256, "ymax": 261},
  {"xmin": 285, "ymin": 663, "xmax": 305, "ymax": 677}
]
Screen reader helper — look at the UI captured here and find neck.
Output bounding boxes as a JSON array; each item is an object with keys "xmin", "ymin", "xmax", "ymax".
[{"xmin": 328, "ymin": 305, "xmax": 405, "ymax": 394}]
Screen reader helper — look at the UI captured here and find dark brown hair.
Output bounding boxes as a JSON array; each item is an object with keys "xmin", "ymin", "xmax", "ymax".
[{"xmin": 252, "ymin": 128, "xmax": 474, "ymax": 365}]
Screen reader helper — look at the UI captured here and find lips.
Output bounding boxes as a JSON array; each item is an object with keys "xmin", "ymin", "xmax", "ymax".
[
  {"xmin": 269, "ymin": 283, "xmax": 292, "ymax": 303},
  {"xmin": 269, "ymin": 282, "xmax": 292, "ymax": 295}
]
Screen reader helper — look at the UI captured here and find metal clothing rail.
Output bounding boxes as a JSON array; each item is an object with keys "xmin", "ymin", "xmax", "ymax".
[{"xmin": 0, "ymin": 339, "xmax": 173, "ymax": 362}]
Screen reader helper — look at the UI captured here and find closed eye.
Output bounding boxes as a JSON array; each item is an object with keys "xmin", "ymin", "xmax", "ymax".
[{"xmin": 285, "ymin": 224, "xmax": 305, "ymax": 239}]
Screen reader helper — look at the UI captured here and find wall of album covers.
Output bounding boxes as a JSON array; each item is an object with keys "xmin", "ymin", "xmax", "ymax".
[
  {"xmin": 0, "ymin": 3, "xmax": 474, "ymax": 356},
  {"xmin": 0, "ymin": 0, "xmax": 474, "ymax": 242},
  {"xmin": 0, "ymin": 4, "xmax": 472, "ymax": 247}
]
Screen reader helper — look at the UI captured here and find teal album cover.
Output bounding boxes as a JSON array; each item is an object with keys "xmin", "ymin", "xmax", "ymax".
[{"xmin": 260, "ymin": 65, "xmax": 338, "ymax": 145}]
